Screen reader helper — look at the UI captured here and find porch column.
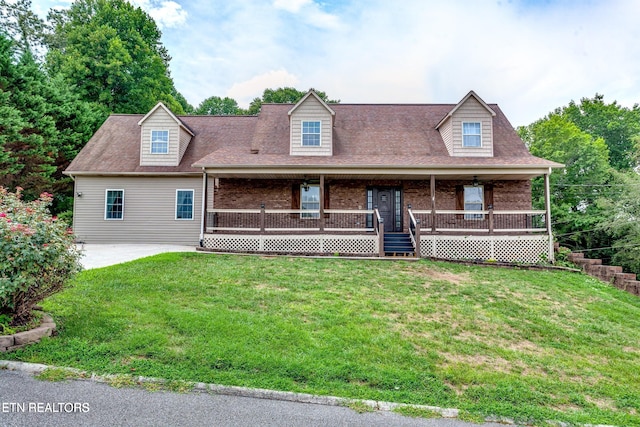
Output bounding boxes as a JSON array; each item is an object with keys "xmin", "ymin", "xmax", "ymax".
[
  {"xmin": 200, "ymin": 170, "xmax": 207, "ymax": 244},
  {"xmin": 319, "ymin": 174, "xmax": 325, "ymax": 232},
  {"xmin": 430, "ymin": 174, "xmax": 436, "ymax": 233},
  {"xmin": 544, "ymin": 169, "xmax": 554, "ymax": 262}
]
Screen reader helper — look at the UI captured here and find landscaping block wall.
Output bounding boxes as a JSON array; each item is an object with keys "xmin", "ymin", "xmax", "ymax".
[{"xmin": 567, "ymin": 252, "xmax": 640, "ymax": 297}]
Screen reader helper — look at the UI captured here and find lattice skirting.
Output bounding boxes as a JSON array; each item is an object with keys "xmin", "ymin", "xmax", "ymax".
[
  {"xmin": 419, "ymin": 235, "xmax": 552, "ymax": 264},
  {"xmin": 203, "ymin": 234, "xmax": 377, "ymax": 255}
]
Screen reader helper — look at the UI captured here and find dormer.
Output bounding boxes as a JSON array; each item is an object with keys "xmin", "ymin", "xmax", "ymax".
[
  {"xmin": 138, "ymin": 102, "xmax": 194, "ymax": 166},
  {"xmin": 436, "ymin": 91, "xmax": 496, "ymax": 157},
  {"xmin": 288, "ymin": 90, "xmax": 335, "ymax": 156}
]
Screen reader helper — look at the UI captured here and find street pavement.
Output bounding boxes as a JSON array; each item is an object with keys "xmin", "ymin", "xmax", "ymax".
[{"xmin": 0, "ymin": 369, "xmax": 507, "ymax": 427}]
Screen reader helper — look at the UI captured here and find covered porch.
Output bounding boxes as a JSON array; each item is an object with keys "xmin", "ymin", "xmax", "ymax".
[{"xmin": 199, "ymin": 168, "xmax": 554, "ymax": 263}]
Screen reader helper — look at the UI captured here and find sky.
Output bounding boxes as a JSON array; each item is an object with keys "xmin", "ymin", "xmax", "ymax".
[{"xmin": 28, "ymin": 0, "xmax": 640, "ymax": 127}]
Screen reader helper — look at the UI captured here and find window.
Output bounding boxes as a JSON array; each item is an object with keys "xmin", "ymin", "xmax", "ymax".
[
  {"xmin": 300, "ymin": 184, "xmax": 320, "ymax": 218},
  {"xmin": 301, "ymin": 121, "xmax": 321, "ymax": 146},
  {"xmin": 105, "ymin": 189, "xmax": 124, "ymax": 220},
  {"xmin": 151, "ymin": 130, "xmax": 169, "ymax": 154},
  {"xmin": 462, "ymin": 122, "xmax": 481, "ymax": 147},
  {"xmin": 176, "ymin": 190, "xmax": 194, "ymax": 220},
  {"xmin": 464, "ymin": 185, "xmax": 484, "ymax": 219}
]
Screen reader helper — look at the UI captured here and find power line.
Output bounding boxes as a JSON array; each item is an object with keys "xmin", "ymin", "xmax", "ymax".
[
  {"xmin": 570, "ymin": 243, "xmax": 640, "ymax": 253},
  {"xmin": 551, "ymin": 183, "xmax": 640, "ymax": 187}
]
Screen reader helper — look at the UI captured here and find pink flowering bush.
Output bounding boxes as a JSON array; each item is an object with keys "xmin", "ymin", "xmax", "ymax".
[{"xmin": 0, "ymin": 187, "xmax": 82, "ymax": 326}]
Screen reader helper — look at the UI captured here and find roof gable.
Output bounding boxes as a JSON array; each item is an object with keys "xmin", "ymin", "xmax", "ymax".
[
  {"xmin": 436, "ymin": 90, "xmax": 496, "ymax": 130},
  {"xmin": 137, "ymin": 102, "xmax": 195, "ymax": 136},
  {"xmin": 288, "ymin": 90, "xmax": 336, "ymax": 117}
]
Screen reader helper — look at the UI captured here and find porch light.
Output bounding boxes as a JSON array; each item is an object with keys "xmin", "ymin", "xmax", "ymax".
[
  {"xmin": 302, "ymin": 180, "xmax": 310, "ymax": 192},
  {"xmin": 472, "ymin": 176, "xmax": 479, "ymax": 187},
  {"xmin": 76, "ymin": 192, "xmax": 83, "ymax": 197}
]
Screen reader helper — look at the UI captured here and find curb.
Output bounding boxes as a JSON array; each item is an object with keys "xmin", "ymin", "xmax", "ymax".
[
  {"xmin": 0, "ymin": 360, "xmax": 463, "ymax": 419},
  {"xmin": 1, "ymin": 360, "xmax": 620, "ymax": 427}
]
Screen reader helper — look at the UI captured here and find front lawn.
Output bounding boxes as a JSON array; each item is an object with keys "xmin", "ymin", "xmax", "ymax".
[{"xmin": 5, "ymin": 253, "xmax": 640, "ymax": 425}]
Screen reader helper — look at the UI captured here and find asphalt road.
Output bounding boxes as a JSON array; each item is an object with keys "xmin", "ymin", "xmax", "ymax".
[{"xmin": 0, "ymin": 370, "xmax": 506, "ymax": 427}]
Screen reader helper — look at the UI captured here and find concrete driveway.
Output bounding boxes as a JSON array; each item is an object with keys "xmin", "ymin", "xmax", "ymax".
[{"xmin": 77, "ymin": 244, "xmax": 198, "ymax": 269}]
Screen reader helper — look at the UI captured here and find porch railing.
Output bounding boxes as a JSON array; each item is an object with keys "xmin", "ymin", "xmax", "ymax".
[
  {"xmin": 206, "ymin": 208, "xmax": 375, "ymax": 232},
  {"xmin": 206, "ymin": 208, "xmax": 547, "ymax": 234},
  {"xmin": 410, "ymin": 209, "xmax": 547, "ymax": 234}
]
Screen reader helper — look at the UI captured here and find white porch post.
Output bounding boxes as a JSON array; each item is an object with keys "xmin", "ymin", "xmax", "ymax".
[
  {"xmin": 319, "ymin": 174, "xmax": 325, "ymax": 232},
  {"xmin": 200, "ymin": 170, "xmax": 207, "ymax": 244},
  {"xmin": 430, "ymin": 174, "xmax": 436, "ymax": 233},
  {"xmin": 544, "ymin": 168, "xmax": 554, "ymax": 262}
]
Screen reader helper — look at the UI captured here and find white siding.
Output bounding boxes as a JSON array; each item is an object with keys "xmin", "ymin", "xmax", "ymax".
[
  {"xmin": 139, "ymin": 108, "xmax": 181, "ymax": 166},
  {"xmin": 450, "ymin": 97, "xmax": 494, "ymax": 157},
  {"xmin": 290, "ymin": 96, "xmax": 333, "ymax": 156},
  {"xmin": 178, "ymin": 127, "xmax": 192, "ymax": 163},
  {"xmin": 73, "ymin": 176, "xmax": 202, "ymax": 244},
  {"xmin": 439, "ymin": 117, "xmax": 454, "ymax": 155}
]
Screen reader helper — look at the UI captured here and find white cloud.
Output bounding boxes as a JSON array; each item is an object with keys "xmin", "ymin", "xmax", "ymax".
[
  {"xmin": 272, "ymin": 0, "xmax": 311, "ymax": 13},
  {"xmin": 273, "ymin": 0, "xmax": 341, "ymax": 30},
  {"xmin": 130, "ymin": 0, "xmax": 188, "ymax": 28},
  {"xmin": 227, "ymin": 69, "xmax": 300, "ymax": 107}
]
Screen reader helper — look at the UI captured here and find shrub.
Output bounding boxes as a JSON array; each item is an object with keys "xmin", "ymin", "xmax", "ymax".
[{"xmin": 0, "ymin": 187, "xmax": 82, "ymax": 326}]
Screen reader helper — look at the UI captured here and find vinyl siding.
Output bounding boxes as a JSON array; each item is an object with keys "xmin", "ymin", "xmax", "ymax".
[
  {"xmin": 178, "ymin": 127, "xmax": 192, "ymax": 163},
  {"xmin": 290, "ymin": 96, "xmax": 333, "ymax": 156},
  {"xmin": 73, "ymin": 176, "xmax": 202, "ymax": 244},
  {"xmin": 450, "ymin": 97, "xmax": 493, "ymax": 157},
  {"xmin": 439, "ymin": 117, "xmax": 453, "ymax": 155},
  {"xmin": 139, "ymin": 108, "xmax": 181, "ymax": 166}
]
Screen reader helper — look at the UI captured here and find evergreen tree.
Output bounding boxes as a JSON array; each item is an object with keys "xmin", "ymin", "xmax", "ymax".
[{"xmin": 0, "ymin": 34, "xmax": 105, "ymax": 204}]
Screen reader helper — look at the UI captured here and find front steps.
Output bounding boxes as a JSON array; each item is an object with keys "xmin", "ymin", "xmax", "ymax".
[{"xmin": 384, "ymin": 233, "xmax": 415, "ymax": 257}]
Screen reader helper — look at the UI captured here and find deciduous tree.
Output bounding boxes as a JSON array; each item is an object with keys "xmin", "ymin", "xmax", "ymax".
[
  {"xmin": 195, "ymin": 96, "xmax": 241, "ymax": 115},
  {"xmin": 246, "ymin": 87, "xmax": 338, "ymax": 115},
  {"xmin": 46, "ymin": 0, "xmax": 182, "ymax": 113},
  {"xmin": 557, "ymin": 94, "xmax": 640, "ymax": 171},
  {"xmin": 519, "ymin": 115, "xmax": 613, "ymax": 253}
]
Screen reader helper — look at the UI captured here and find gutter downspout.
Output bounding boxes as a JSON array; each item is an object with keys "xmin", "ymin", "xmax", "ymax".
[{"xmin": 68, "ymin": 174, "xmax": 77, "ymax": 236}]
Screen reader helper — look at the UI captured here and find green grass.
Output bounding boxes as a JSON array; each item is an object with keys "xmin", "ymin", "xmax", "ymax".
[{"xmin": 5, "ymin": 253, "xmax": 640, "ymax": 425}]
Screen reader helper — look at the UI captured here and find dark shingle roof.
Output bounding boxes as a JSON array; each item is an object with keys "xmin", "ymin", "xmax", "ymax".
[{"xmin": 65, "ymin": 102, "xmax": 560, "ymax": 174}]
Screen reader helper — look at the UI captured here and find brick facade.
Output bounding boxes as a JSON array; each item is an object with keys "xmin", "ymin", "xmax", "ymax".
[{"xmin": 213, "ymin": 178, "xmax": 533, "ymax": 232}]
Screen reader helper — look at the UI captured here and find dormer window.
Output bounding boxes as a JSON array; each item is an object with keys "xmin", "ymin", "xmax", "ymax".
[
  {"xmin": 462, "ymin": 122, "xmax": 481, "ymax": 148},
  {"xmin": 151, "ymin": 130, "xmax": 169, "ymax": 154},
  {"xmin": 302, "ymin": 121, "xmax": 321, "ymax": 146}
]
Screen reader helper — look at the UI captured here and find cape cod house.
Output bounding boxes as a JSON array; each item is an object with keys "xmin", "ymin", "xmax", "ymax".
[{"xmin": 64, "ymin": 90, "xmax": 563, "ymax": 262}]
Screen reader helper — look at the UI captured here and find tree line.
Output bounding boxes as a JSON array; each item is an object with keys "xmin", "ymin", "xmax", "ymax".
[{"xmin": 518, "ymin": 95, "xmax": 640, "ymax": 273}]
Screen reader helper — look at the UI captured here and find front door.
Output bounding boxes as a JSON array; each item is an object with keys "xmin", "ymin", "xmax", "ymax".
[{"xmin": 369, "ymin": 187, "xmax": 402, "ymax": 232}]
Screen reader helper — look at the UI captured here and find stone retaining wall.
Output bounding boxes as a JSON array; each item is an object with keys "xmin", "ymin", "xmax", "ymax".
[
  {"xmin": 0, "ymin": 314, "xmax": 56, "ymax": 352},
  {"xmin": 567, "ymin": 252, "xmax": 640, "ymax": 297}
]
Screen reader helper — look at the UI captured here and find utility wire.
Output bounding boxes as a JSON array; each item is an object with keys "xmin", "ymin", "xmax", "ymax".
[{"xmin": 570, "ymin": 243, "xmax": 640, "ymax": 253}]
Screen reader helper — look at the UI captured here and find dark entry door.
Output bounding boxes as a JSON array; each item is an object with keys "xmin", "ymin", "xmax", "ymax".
[{"xmin": 371, "ymin": 187, "xmax": 402, "ymax": 232}]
